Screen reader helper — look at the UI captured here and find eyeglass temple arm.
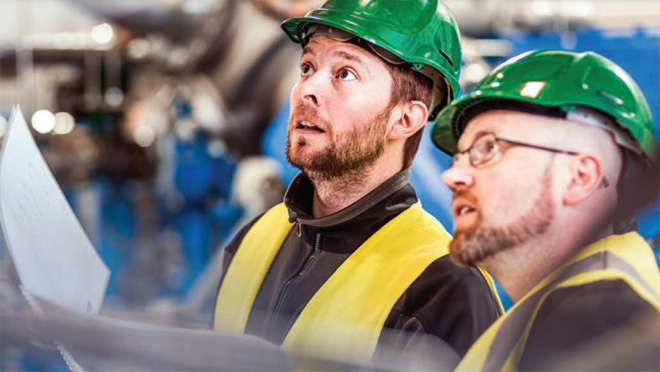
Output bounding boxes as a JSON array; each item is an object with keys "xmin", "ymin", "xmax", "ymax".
[{"xmin": 498, "ymin": 138, "xmax": 609, "ymax": 187}]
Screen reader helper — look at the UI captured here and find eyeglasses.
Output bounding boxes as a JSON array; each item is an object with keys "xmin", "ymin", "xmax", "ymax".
[{"xmin": 452, "ymin": 133, "xmax": 610, "ymax": 187}]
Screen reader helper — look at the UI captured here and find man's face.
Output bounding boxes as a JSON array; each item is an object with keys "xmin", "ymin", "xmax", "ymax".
[
  {"xmin": 286, "ymin": 36, "xmax": 395, "ymax": 181},
  {"xmin": 442, "ymin": 111, "xmax": 559, "ymax": 266}
]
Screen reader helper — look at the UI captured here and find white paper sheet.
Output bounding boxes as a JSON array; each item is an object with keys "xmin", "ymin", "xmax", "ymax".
[{"xmin": 0, "ymin": 106, "xmax": 109, "ymax": 314}]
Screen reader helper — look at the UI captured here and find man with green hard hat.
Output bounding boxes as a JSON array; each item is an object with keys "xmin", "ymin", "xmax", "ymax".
[
  {"xmin": 212, "ymin": 0, "xmax": 501, "ymax": 367},
  {"xmin": 432, "ymin": 49, "xmax": 660, "ymax": 371}
]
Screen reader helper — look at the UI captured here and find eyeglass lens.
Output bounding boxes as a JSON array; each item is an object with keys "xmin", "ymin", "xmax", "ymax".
[{"xmin": 451, "ymin": 134, "xmax": 500, "ymax": 167}]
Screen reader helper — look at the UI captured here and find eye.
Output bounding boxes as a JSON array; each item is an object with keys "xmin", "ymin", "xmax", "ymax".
[
  {"xmin": 470, "ymin": 136, "xmax": 498, "ymax": 166},
  {"xmin": 484, "ymin": 139, "xmax": 497, "ymax": 155},
  {"xmin": 337, "ymin": 69, "xmax": 357, "ymax": 81},
  {"xmin": 301, "ymin": 63, "xmax": 314, "ymax": 76}
]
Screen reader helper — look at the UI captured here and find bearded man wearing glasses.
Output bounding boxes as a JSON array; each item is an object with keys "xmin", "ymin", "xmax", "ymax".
[{"xmin": 433, "ymin": 49, "xmax": 660, "ymax": 371}]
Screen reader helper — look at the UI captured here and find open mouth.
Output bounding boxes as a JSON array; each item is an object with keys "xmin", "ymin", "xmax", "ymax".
[
  {"xmin": 454, "ymin": 204, "xmax": 476, "ymax": 218},
  {"xmin": 296, "ymin": 121, "xmax": 325, "ymax": 133}
]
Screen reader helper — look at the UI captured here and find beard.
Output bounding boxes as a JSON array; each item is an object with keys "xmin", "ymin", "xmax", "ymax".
[
  {"xmin": 286, "ymin": 105, "xmax": 390, "ymax": 182},
  {"xmin": 450, "ymin": 166, "xmax": 554, "ymax": 266}
]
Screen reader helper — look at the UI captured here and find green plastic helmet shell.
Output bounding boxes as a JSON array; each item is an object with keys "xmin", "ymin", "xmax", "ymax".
[
  {"xmin": 431, "ymin": 49, "xmax": 659, "ymax": 161},
  {"xmin": 281, "ymin": 0, "xmax": 462, "ymax": 120}
]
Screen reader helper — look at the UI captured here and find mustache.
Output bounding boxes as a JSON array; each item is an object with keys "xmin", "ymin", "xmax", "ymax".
[
  {"xmin": 452, "ymin": 190, "xmax": 478, "ymax": 206},
  {"xmin": 290, "ymin": 105, "xmax": 330, "ymax": 129}
]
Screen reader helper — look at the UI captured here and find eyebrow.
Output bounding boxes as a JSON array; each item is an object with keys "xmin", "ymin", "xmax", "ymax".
[
  {"xmin": 301, "ymin": 44, "xmax": 371, "ymax": 74},
  {"xmin": 334, "ymin": 50, "xmax": 370, "ymax": 73},
  {"xmin": 458, "ymin": 130, "xmax": 491, "ymax": 151},
  {"xmin": 301, "ymin": 46, "xmax": 316, "ymax": 58},
  {"xmin": 333, "ymin": 50, "xmax": 363, "ymax": 64}
]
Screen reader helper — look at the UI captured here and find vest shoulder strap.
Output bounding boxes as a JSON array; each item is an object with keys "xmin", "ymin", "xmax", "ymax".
[
  {"xmin": 480, "ymin": 232, "xmax": 660, "ymax": 371},
  {"xmin": 213, "ymin": 203, "xmax": 292, "ymax": 333},
  {"xmin": 282, "ymin": 202, "xmax": 451, "ymax": 361}
]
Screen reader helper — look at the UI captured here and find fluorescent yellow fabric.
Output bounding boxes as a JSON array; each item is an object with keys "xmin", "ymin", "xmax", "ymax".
[
  {"xmin": 456, "ymin": 232, "xmax": 660, "ymax": 372},
  {"xmin": 214, "ymin": 202, "xmax": 453, "ymax": 362},
  {"xmin": 213, "ymin": 203, "xmax": 293, "ymax": 333},
  {"xmin": 282, "ymin": 202, "xmax": 451, "ymax": 362}
]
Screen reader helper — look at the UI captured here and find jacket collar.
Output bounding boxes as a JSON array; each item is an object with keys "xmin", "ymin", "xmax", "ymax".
[{"xmin": 284, "ymin": 168, "xmax": 412, "ymax": 227}]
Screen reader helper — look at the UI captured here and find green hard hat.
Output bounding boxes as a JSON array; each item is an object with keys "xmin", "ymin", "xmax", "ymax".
[
  {"xmin": 431, "ymin": 49, "xmax": 659, "ymax": 161},
  {"xmin": 281, "ymin": 0, "xmax": 462, "ymax": 120}
]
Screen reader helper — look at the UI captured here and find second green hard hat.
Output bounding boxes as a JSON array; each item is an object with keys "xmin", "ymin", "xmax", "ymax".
[{"xmin": 431, "ymin": 50, "xmax": 658, "ymax": 161}]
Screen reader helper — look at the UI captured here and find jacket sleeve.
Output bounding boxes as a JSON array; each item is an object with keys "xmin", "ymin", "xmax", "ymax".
[{"xmin": 381, "ymin": 255, "xmax": 502, "ymax": 358}]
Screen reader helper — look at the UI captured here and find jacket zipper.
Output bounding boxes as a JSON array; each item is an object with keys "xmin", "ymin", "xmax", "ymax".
[{"xmin": 267, "ymin": 232, "xmax": 321, "ymax": 340}]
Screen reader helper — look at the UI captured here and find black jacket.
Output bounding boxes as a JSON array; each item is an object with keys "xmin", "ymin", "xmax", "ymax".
[{"xmin": 215, "ymin": 169, "xmax": 501, "ymax": 359}]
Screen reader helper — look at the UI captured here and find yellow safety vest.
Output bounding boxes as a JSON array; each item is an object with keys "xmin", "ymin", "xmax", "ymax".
[
  {"xmin": 214, "ymin": 202, "xmax": 453, "ymax": 362},
  {"xmin": 456, "ymin": 232, "xmax": 660, "ymax": 372}
]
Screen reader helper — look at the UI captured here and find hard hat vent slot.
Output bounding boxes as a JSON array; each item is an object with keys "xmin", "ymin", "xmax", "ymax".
[
  {"xmin": 438, "ymin": 50, "xmax": 453, "ymax": 67},
  {"xmin": 597, "ymin": 90, "xmax": 624, "ymax": 106}
]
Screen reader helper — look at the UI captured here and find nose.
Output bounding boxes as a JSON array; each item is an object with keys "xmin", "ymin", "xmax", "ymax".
[
  {"xmin": 442, "ymin": 157, "xmax": 475, "ymax": 192},
  {"xmin": 293, "ymin": 71, "xmax": 327, "ymax": 108}
]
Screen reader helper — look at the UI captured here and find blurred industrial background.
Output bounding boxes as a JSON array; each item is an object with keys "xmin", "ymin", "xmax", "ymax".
[{"xmin": 0, "ymin": 0, "xmax": 658, "ymax": 370}]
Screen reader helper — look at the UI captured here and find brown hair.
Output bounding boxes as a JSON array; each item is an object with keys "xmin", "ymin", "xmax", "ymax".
[
  {"xmin": 349, "ymin": 38, "xmax": 435, "ymax": 168},
  {"xmin": 386, "ymin": 64, "xmax": 434, "ymax": 168}
]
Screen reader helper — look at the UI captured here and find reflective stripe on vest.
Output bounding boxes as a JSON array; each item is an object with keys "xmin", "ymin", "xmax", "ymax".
[
  {"xmin": 214, "ymin": 202, "xmax": 451, "ymax": 361},
  {"xmin": 457, "ymin": 232, "xmax": 660, "ymax": 372}
]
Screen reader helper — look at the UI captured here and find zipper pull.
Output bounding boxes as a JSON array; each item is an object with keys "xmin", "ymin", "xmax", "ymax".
[{"xmin": 296, "ymin": 222, "xmax": 302, "ymax": 238}]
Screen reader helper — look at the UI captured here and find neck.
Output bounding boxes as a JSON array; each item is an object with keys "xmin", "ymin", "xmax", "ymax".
[
  {"xmin": 479, "ymin": 244, "xmax": 553, "ymax": 302},
  {"xmin": 308, "ymin": 162, "xmax": 402, "ymax": 218},
  {"xmin": 483, "ymin": 219, "xmax": 615, "ymax": 302},
  {"xmin": 479, "ymin": 231, "xmax": 576, "ymax": 302}
]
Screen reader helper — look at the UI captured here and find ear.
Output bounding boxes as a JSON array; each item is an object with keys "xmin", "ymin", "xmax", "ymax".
[
  {"xmin": 562, "ymin": 154, "xmax": 605, "ymax": 206},
  {"xmin": 387, "ymin": 100, "xmax": 429, "ymax": 140}
]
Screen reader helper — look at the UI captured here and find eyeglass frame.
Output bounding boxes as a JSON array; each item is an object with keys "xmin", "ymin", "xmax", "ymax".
[{"xmin": 451, "ymin": 132, "xmax": 609, "ymax": 188}]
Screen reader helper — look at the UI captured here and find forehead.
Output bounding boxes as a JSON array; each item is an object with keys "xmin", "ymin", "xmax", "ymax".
[
  {"xmin": 458, "ymin": 110, "xmax": 556, "ymax": 148},
  {"xmin": 303, "ymin": 36, "xmax": 382, "ymax": 67}
]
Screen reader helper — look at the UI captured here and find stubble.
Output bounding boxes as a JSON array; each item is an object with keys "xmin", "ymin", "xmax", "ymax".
[
  {"xmin": 449, "ymin": 166, "xmax": 555, "ymax": 266},
  {"xmin": 286, "ymin": 105, "xmax": 390, "ymax": 183}
]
